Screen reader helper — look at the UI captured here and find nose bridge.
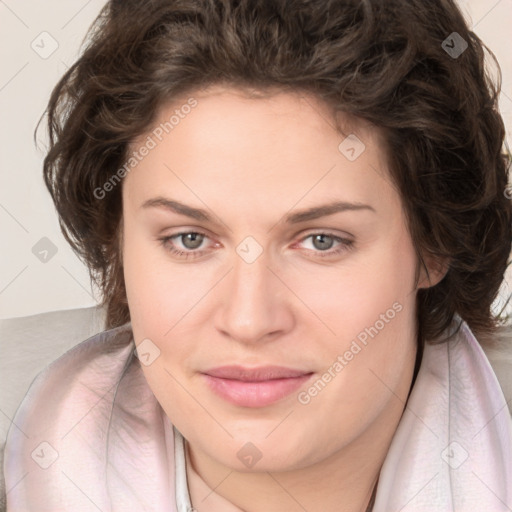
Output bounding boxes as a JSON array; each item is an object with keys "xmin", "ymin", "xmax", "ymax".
[
  {"xmin": 215, "ymin": 242, "xmax": 290, "ymax": 343},
  {"xmin": 230, "ymin": 246, "xmax": 274, "ymax": 315}
]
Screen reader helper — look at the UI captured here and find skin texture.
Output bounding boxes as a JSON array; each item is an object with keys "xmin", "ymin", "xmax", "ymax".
[{"xmin": 121, "ymin": 85, "xmax": 446, "ymax": 512}]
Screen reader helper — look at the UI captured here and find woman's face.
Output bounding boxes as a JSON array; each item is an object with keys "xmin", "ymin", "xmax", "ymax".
[{"xmin": 121, "ymin": 85, "xmax": 439, "ymax": 473}]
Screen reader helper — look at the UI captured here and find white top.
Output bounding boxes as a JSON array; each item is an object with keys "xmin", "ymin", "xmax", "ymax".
[{"xmin": 173, "ymin": 425, "xmax": 194, "ymax": 512}]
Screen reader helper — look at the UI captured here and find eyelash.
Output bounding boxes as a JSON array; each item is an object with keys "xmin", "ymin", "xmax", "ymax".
[{"xmin": 158, "ymin": 231, "xmax": 355, "ymax": 260}]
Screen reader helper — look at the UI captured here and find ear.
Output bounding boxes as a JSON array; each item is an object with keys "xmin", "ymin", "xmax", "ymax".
[{"xmin": 417, "ymin": 253, "xmax": 450, "ymax": 289}]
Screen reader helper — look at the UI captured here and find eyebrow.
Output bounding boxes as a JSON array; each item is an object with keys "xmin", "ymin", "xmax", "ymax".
[{"xmin": 141, "ymin": 197, "xmax": 376, "ymax": 224}]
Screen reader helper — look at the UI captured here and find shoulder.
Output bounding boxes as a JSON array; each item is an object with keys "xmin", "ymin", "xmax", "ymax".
[
  {"xmin": 0, "ymin": 306, "xmax": 102, "ymax": 511},
  {"xmin": 0, "ymin": 305, "xmax": 108, "ymax": 419},
  {"xmin": 5, "ymin": 320, "xmax": 136, "ymax": 424},
  {"xmin": 1, "ymin": 321, "xmax": 136, "ymax": 511}
]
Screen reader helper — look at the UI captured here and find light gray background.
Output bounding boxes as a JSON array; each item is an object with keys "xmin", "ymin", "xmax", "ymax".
[{"xmin": 1, "ymin": 0, "xmax": 511, "ymax": 319}]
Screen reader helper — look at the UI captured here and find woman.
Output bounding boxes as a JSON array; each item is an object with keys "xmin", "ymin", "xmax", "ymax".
[{"xmin": 3, "ymin": 0, "xmax": 512, "ymax": 510}]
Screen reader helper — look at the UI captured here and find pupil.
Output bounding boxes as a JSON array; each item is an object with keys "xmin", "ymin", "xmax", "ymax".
[
  {"xmin": 313, "ymin": 234, "xmax": 333, "ymax": 250},
  {"xmin": 183, "ymin": 233, "xmax": 203, "ymax": 249}
]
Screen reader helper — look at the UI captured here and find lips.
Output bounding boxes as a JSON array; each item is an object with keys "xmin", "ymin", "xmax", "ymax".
[
  {"xmin": 204, "ymin": 365, "xmax": 311, "ymax": 381},
  {"xmin": 202, "ymin": 365, "xmax": 314, "ymax": 407}
]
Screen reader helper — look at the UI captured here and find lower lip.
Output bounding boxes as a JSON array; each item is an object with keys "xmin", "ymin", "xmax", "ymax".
[{"xmin": 202, "ymin": 373, "xmax": 313, "ymax": 408}]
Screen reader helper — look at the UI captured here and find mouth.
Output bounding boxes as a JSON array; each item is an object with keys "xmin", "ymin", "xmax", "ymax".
[{"xmin": 202, "ymin": 365, "xmax": 314, "ymax": 408}]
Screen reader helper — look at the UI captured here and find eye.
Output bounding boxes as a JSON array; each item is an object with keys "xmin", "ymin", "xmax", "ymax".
[
  {"xmin": 158, "ymin": 231, "xmax": 212, "ymax": 260},
  {"xmin": 296, "ymin": 232, "xmax": 354, "ymax": 258},
  {"xmin": 158, "ymin": 230, "xmax": 355, "ymax": 260}
]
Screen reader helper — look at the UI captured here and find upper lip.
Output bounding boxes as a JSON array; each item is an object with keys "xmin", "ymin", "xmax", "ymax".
[{"xmin": 203, "ymin": 365, "xmax": 312, "ymax": 382}]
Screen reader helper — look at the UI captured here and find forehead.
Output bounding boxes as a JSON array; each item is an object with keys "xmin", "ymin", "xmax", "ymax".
[
  {"xmin": 123, "ymin": 85, "xmax": 399, "ymax": 222},
  {"xmin": 147, "ymin": 84, "xmax": 374, "ymax": 148}
]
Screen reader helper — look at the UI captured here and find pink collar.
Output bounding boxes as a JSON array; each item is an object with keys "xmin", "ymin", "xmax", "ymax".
[{"xmin": 4, "ymin": 316, "xmax": 512, "ymax": 510}]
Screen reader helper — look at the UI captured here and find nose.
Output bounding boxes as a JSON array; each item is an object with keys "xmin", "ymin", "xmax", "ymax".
[{"xmin": 213, "ymin": 248, "xmax": 295, "ymax": 345}]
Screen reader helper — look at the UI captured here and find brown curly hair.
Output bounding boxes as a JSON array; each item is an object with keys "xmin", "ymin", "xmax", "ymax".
[{"xmin": 39, "ymin": 0, "xmax": 512, "ymax": 349}]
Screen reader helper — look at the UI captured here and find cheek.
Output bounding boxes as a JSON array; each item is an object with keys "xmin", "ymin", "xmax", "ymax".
[
  {"xmin": 122, "ymin": 235, "xmax": 197, "ymax": 412},
  {"xmin": 122, "ymin": 226, "xmax": 196, "ymax": 331},
  {"xmin": 332, "ymin": 238, "xmax": 418, "ymax": 397},
  {"xmin": 292, "ymin": 238, "xmax": 417, "ymax": 344}
]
